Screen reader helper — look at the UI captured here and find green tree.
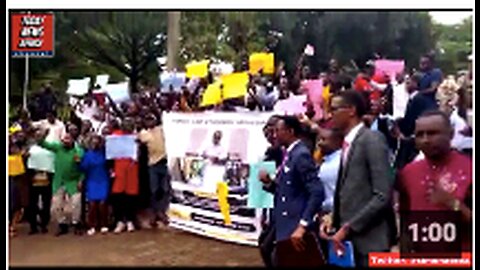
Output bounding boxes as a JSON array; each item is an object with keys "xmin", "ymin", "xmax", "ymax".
[
  {"xmin": 69, "ymin": 12, "xmax": 167, "ymax": 93},
  {"xmin": 433, "ymin": 16, "xmax": 472, "ymax": 74}
]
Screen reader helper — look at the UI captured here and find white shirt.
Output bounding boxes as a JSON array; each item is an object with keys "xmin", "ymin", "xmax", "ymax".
[
  {"xmin": 286, "ymin": 139, "xmax": 301, "ymax": 154},
  {"xmin": 91, "ymin": 119, "xmax": 107, "ymax": 135},
  {"xmin": 318, "ymin": 150, "xmax": 341, "ymax": 212},
  {"xmin": 342, "ymin": 123, "xmax": 364, "ymax": 165},
  {"xmin": 32, "ymin": 119, "xmax": 66, "ymax": 142},
  {"xmin": 450, "ymin": 109, "xmax": 472, "ymax": 150},
  {"xmin": 203, "ymin": 143, "xmax": 228, "ymax": 161},
  {"xmin": 393, "ymin": 82, "xmax": 409, "ymax": 119}
]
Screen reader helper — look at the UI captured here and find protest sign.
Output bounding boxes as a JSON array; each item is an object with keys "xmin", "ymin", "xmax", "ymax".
[
  {"xmin": 105, "ymin": 82, "xmax": 130, "ymax": 103},
  {"xmin": 27, "ymin": 145, "xmax": 55, "ymax": 173},
  {"xmin": 221, "ymin": 72, "xmax": 249, "ymax": 100},
  {"xmin": 160, "ymin": 72, "xmax": 186, "ymax": 93},
  {"xmin": 374, "ymin": 59, "xmax": 405, "ymax": 80},
  {"xmin": 200, "ymin": 81, "xmax": 222, "ymax": 107},
  {"xmin": 105, "ymin": 134, "xmax": 137, "ymax": 160},
  {"xmin": 247, "ymin": 161, "xmax": 275, "ymax": 208},
  {"xmin": 66, "ymin": 78, "xmax": 91, "ymax": 96},
  {"xmin": 186, "ymin": 60, "xmax": 210, "ymax": 79},
  {"xmin": 304, "ymin": 44, "xmax": 315, "ymax": 56},
  {"xmin": 273, "ymin": 94, "xmax": 307, "ymax": 115},
  {"xmin": 95, "ymin": 74, "xmax": 109, "ymax": 89},
  {"xmin": 163, "ymin": 112, "xmax": 274, "ymax": 246},
  {"xmin": 304, "ymin": 79, "xmax": 325, "ymax": 120},
  {"xmin": 249, "ymin": 53, "xmax": 274, "ymax": 75}
]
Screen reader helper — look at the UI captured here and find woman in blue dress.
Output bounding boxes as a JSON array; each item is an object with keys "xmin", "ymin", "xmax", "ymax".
[{"xmin": 80, "ymin": 134, "xmax": 110, "ymax": 236}]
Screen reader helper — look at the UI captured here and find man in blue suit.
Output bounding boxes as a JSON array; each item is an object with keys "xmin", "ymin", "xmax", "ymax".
[{"xmin": 259, "ymin": 115, "xmax": 325, "ymax": 258}]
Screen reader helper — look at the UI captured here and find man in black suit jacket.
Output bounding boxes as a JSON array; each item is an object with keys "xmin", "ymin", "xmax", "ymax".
[
  {"xmin": 320, "ymin": 90, "xmax": 396, "ymax": 267},
  {"xmin": 259, "ymin": 115, "xmax": 325, "ymax": 261},
  {"xmin": 395, "ymin": 73, "xmax": 438, "ymax": 169}
]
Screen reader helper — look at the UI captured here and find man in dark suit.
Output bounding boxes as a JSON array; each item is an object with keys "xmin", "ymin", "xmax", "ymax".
[
  {"xmin": 320, "ymin": 90, "xmax": 396, "ymax": 267},
  {"xmin": 258, "ymin": 115, "xmax": 282, "ymax": 267},
  {"xmin": 259, "ymin": 115, "xmax": 325, "ymax": 262},
  {"xmin": 395, "ymin": 73, "xmax": 438, "ymax": 169}
]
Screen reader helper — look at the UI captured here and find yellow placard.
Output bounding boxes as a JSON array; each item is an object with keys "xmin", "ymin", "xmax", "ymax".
[
  {"xmin": 186, "ymin": 60, "xmax": 210, "ymax": 79},
  {"xmin": 263, "ymin": 53, "xmax": 274, "ymax": 74},
  {"xmin": 8, "ymin": 154, "xmax": 25, "ymax": 176},
  {"xmin": 200, "ymin": 81, "xmax": 222, "ymax": 107},
  {"xmin": 221, "ymin": 72, "xmax": 249, "ymax": 100},
  {"xmin": 249, "ymin": 53, "xmax": 274, "ymax": 75},
  {"xmin": 216, "ymin": 181, "xmax": 231, "ymax": 226}
]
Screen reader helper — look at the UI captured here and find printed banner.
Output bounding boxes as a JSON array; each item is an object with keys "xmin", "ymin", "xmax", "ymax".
[
  {"xmin": 163, "ymin": 112, "xmax": 274, "ymax": 246},
  {"xmin": 11, "ymin": 13, "xmax": 55, "ymax": 57}
]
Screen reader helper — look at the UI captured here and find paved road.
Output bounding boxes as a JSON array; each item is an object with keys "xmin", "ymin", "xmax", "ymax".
[{"xmin": 8, "ymin": 223, "xmax": 263, "ymax": 267}]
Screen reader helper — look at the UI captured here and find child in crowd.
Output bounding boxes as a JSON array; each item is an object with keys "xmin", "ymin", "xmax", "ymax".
[{"xmin": 80, "ymin": 134, "xmax": 110, "ymax": 235}]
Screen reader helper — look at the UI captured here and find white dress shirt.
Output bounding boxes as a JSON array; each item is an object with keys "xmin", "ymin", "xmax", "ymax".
[
  {"xmin": 318, "ymin": 150, "xmax": 341, "ymax": 212},
  {"xmin": 342, "ymin": 123, "xmax": 364, "ymax": 166}
]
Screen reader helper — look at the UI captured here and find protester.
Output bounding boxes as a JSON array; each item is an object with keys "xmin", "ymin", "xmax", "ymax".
[
  {"xmin": 397, "ymin": 110, "xmax": 472, "ymax": 251},
  {"xmin": 258, "ymin": 115, "xmax": 282, "ymax": 267},
  {"xmin": 9, "ymin": 140, "xmax": 28, "ymax": 237},
  {"xmin": 138, "ymin": 113, "xmax": 170, "ymax": 227},
  {"xmin": 418, "ymin": 53, "xmax": 443, "ymax": 99},
  {"xmin": 259, "ymin": 115, "xmax": 325, "ymax": 261},
  {"xmin": 111, "ymin": 118, "xmax": 139, "ymax": 233},
  {"xmin": 79, "ymin": 134, "xmax": 110, "ymax": 236},
  {"xmin": 320, "ymin": 90, "xmax": 396, "ymax": 267},
  {"xmin": 26, "ymin": 129, "xmax": 55, "ymax": 235},
  {"xmin": 38, "ymin": 132, "xmax": 84, "ymax": 236},
  {"xmin": 32, "ymin": 111, "xmax": 66, "ymax": 142},
  {"xmin": 394, "ymin": 72, "xmax": 438, "ymax": 169},
  {"xmin": 363, "ymin": 97, "xmax": 397, "ymax": 155},
  {"xmin": 316, "ymin": 128, "xmax": 343, "ymax": 215},
  {"xmin": 435, "ymin": 77, "xmax": 472, "ymax": 154},
  {"xmin": 392, "ymin": 72, "xmax": 410, "ymax": 120}
]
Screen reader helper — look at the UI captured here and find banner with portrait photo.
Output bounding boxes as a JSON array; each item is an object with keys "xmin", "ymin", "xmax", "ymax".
[{"xmin": 163, "ymin": 112, "xmax": 274, "ymax": 246}]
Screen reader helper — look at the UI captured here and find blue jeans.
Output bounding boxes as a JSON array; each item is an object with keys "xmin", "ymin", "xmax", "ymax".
[{"xmin": 148, "ymin": 159, "xmax": 171, "ymax": 218}]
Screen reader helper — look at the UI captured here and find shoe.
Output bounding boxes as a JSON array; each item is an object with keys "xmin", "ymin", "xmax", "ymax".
[
  {"xmin": 73, "ymin": 223, "xmax": 83, "ymax": 235},
  {"xmin": 100, "ymin": 227, "xmax": 109, "ymax": 234},
  {"xmin": 29, "ymin": 227, "xmax": 39, "ymax": 235},
  {"xmin": 55, "ymin": 224, "xmax": 69, "ymax": 237},
  {"xmin": 113, "ymin": 222, "xmax": 125, "ymax": 234},
  {"xmin": 87, "ymin": 228, "xmax": 96, "ymax": 236},
  {"xmin": 126, "ymin": 221, "xmax": 135, "ymax": 232},
  {"xmin": 40, "ymin": 227, "xmax": 48, "ymax": 234},
  {"xmin": 159, "ymin": 213, "xmax": 170, "ymax": 226}
]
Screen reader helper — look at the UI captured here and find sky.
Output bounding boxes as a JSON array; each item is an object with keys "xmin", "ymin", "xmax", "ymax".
[{"xmin": 429, "ymin": 11, "xmax": 472, "ymax": 25}]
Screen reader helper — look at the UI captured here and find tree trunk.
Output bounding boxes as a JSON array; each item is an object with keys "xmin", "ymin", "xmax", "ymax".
[
  {"xmin": 167, "ymin": 12, "xmax": 181, "ymax": 71},
  {"xmin": 129, "ymin": 71, "xmax": 139, "ymax": 94}
]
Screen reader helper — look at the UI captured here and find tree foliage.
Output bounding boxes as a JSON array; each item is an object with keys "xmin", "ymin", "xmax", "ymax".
[{"xmin": 9, "ymin": 11, "xmax": 472, "ymax": 109}]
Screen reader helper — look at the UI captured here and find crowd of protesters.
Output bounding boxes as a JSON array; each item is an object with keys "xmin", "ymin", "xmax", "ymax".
[{"xmin": 8, "ymin": 51, "xmax": 472, "ymax": 267}]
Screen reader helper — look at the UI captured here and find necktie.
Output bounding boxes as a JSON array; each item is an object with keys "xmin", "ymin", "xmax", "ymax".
[{"xmin": 276, "ymin": 148, "xmax": 288, "ymax": 178}]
